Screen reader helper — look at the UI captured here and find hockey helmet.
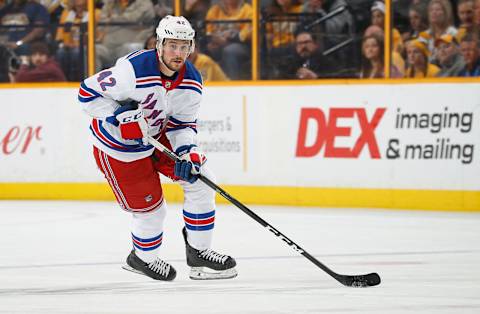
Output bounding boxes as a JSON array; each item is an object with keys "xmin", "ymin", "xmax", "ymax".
[{"xmin": 155, "ymin": 15, "xmax": 195, "ymax": 54}]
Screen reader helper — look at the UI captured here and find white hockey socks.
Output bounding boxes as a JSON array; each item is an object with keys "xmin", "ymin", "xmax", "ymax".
[{"xmin": 131, "ymin": 203, "xmax": 167, "ymax": 263}]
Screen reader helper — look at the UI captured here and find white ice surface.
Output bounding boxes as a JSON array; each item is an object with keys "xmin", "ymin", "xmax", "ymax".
[{"xmin": 0, "ymin": 201, "xmax": 479, "ymax": 314}]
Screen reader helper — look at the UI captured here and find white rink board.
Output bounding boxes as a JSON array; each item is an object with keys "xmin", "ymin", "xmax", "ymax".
[{"xmin": 0, "ymin": 84, "xmax": 479, "ymax": 190}]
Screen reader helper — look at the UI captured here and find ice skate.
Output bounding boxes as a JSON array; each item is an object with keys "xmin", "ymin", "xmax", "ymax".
[
  {"xmin": 122, "ymin": 250, "xmax": 176, "ymax": 281},
  {"xmin": 182, "ymin": 227, "xmax": 237, "ymax": 280}
]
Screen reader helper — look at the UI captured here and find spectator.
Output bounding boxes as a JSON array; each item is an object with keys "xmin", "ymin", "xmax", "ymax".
[
  {"xmin": 360, "ymin": 33, "xmax": 384, "ymax": 78},
  {"xmin": 39, "ymin": 0, "xmax": 68, "ymax": 24},
  {"xmin": 300, "ymin": 0, "xmax": 354, "ymax": 48},
  {"xmin": 403, "ymin": 2, "xmax": 429, "ymax": 41},
  {"xmin": 364, "ymin": 25, "xmax": 404, "ymax": 78},
  {"xmin": 0, "ymin": 0, "xmax": 50, "ymax": 56},
  {"xmin": 475, "ymin": 0, "xmax": 480, "ymax": 27},
  {"xmin": 205, "ymin": 0, "xmax": 253, "ymax": 80},
  {"xmin": 183, "ymin": 0, "xmax": 210, "ymax": 28},
  {"xmin": 95, "ymin": 0, "xmax": 155, "ymax": 70},
  {"xmin": 435, "ymin": 34, "xmax": 466, "ymax": 76},
  {"xmin": 370, "ymin": 1, "xmax": 403, "ymax": 54},
  {"xmin": 371, "ymin": 0, "xmax": 385, "ymax": 29},
  {"xmin": 55, "ymin": 0, "xmax": 90, "ymax": 81},
  {"xmin": 144, "ymin": 33, "xmax": 156, "ymax": 50},
  {"xmin": 459, "ymin": 34, "xmax": 480, "ymax": 76},
  {"xmin": 263, "ymin": 0, "xmax": 303, "ymax": 49},
  {"xmin": 275, "ymin": 30, "xmax": 332, "ymax": 79},
  {"xmin": 420, "ymin": 0, "xmax": 457, "ymax": 56},
  {"xmin": 188, "ymin": 42, "xmax": 229, "ymax": 81},
  {"xmin": 300, "ymin": 0, "xmax": 354, "ymax": 75},
  {"xmin": 405, "ymin": 38, "xmax": 440, "ymax": 77},
  {"xmin": 151, "ymin": 0, "xmax": 173, "ymax": 23},
  {"xmin": 458, "ymin": 0, "xmax": 475, "ymax": 30},
  {"xmin": 14, "ymin": 41, "xmax": 66, "ymax": 82}
]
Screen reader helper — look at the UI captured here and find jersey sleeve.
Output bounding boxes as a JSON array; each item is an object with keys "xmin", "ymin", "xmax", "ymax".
[
  {"xmin": 165, "ymin": 89, "xmax": 202, "ymax": 154},
  {"xmin": 78, "ymin": 58, "xmax": 136, "ymax": 119}
]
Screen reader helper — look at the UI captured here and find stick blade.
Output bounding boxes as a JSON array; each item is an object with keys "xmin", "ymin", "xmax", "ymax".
[{"xmin": 339, "ymin": 272, "xmax": 381, "ymax": 287}]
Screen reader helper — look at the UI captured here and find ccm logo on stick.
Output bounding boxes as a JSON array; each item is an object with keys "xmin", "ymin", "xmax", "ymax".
[{"xmin": 296, "ymin": 107, "xmax": 386, "ymax": 158}]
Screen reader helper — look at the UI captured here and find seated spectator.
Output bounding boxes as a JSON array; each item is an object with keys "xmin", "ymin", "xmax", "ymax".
[
  {"xmin": 263, "ymin": 0, "xmax": 303, "ymax": 49},
  {"xmin": 370, "ymin": 0, "xmax": 384, "ymax": 29},
  {"xmin": 435, "ymin": 34, "xmax": 466, "ymax": 77},
  {"xmin": 183, "ymin": 0, "xmax": 210, "ymax": 28},
  {"xmin": 0, "ymin": 0, "xmax": 50, "ymax": 56},
  {"xmin": 475, "ymin": 0, "xmax": 480, "ymax": 28},
  {"xmin": 302, "ymin": 0, "xmax": 354, "ymax": 69},
  {"xmin": 364, "ymin": 25, "xmax": 404, "ymax": 78},
  {"xmin": 405, "ymin": 38, "xmax": 440, "ymax": 77},
  {"xmin": 39, "ymin": 0, "xmax": 68, "ymax": 25},
  {"xmin": 370, "ymin": 1, "xmax": 403, "ymax": 54},
  {"xmin": 205, "ymin": 0, "xmax": 253, "ymax": 80},
  {"xmin": 457, "ymin": 0, "xmax": 475, "ymax": 37},
  {"xmin": 14, "ymin": 41, "xmax": 66, "ymax": 82},
  {"xmin": 359, "ymin": 33, "xmax": 384, "ymax": 78},
  {"xmin": 55, "ymin": 0, "xmax": 90, "ymax": 81},
  {"xmin": 459, "ymin": 34, "xmax": 480, "ymax": 76},
  {"xmin": 403, "ymin": 2, "xmax": 428, "ymax": 41},
  {"xmin": 275, "ymin": 30, "xmax": 332, "ymax": 79},
  {"xmin": 300, "ymin": 0, "xmax": 353, "ymax": 43},
  {"xmin": 151, "ymin": 0, "xmax": 173, "ymax": 23},
  {"xmin": 144, "ymin": 33, "xmax": 156, "ymax": 50},
  {"xmin": 95, "ymin": 0, "xmax": 155, "ymax": 70},
  {"xmin": 188, "ymin": 41, "xmax": 229, "ymax": 81},
  {"xmin": 420, "ymin": 0, "xmax": 457, "ymax": 58}
]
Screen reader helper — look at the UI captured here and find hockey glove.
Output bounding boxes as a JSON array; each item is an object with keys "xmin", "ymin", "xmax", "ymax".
[
  {"xmin": 113, "ymin": 103, "xmax": 149, "ymax": 146},
  {"xmin": 174, "ymin": 145, "xmax": 207, "ymax": 183}
]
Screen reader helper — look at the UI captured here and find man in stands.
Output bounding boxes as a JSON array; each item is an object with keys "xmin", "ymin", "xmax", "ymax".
[
  {"xmin": 459, "ymin": 33, "xmax": 480, "ymax": 76},
  {"xmin": 276, "ymin": 30, "xmax": 331, "ymax": 79},
  {"xmin": 14, "ymin": 41, "xmax": 66, "ymax": 82},
  {"xmin": 0, "ymin": 0, "xmax": 49, "ymax": 56},
  {"xmin": 435, "ymin": 34, "xmax": 465, "ymax": 77}
]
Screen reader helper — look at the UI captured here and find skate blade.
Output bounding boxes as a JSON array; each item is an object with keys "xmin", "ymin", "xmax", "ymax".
[
  {"xmin": 189, "ymin": 267, "xmax": 238, "ymax": 280},
  {"xmin": 122, "ymin": 264, "xmax": 146, "ymax": 277}
]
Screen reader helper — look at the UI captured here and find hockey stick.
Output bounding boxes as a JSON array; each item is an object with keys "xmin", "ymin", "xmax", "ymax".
[{"xmin": 147, "ymin": 136, "xmax": 381, "ymax": 287}]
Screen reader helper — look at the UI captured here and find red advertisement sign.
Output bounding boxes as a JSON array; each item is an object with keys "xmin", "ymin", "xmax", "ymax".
[
  {"xmin": 296, "ymin": 108, "xmax": 386, "ymax": 158},
  {"xmin": 1, "ymin": 126, "xmax": 42, "ymax": 155}
]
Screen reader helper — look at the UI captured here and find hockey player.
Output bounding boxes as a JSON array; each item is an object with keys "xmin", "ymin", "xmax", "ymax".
[{"xmin": 78, "ymin": 15, "xmax": 237, "ymax": 281}]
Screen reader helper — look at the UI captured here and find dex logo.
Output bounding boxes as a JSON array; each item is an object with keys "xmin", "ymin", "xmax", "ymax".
[{"xmin": 296, "ymin": 107, "xmax": 386, "ymax": 158}]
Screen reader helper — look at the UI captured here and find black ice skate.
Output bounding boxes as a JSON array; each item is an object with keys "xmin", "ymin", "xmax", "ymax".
[
  {"xmin": 122, "ymin": 250, "xmax": 176, "ymax": 281},
  {"xmin": 182, "ymin": 227, "xmax": 237, "ymax": 280}
]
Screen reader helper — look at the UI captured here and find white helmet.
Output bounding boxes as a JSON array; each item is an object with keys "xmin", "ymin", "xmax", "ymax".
[{"xmin": 156, "ymin": 15, "xmax": 195, "ymax": 55}]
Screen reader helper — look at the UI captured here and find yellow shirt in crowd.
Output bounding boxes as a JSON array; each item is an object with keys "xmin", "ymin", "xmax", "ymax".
[
  {"xmin": 205, "ymin": 3, "xmax": 253, "ymax": 42},
  {"xmin": 267, "ymin": 4, "xmax": 303, "ymax": 48},
  {"xmin": 194, "ymin": 53, "xmax": 229, "ymax": 82},
  {"xmin": 56, "ymin": 8, "xmax": 101, "ymax": 48},
  {"xmin": 406, "ymin": 63, "xmax": 440, "ymax": 78}
]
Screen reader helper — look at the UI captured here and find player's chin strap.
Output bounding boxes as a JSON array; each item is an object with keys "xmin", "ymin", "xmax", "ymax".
[{"xmin": 146, "ymin": 135, "xmax": 381, "ymax": 288}]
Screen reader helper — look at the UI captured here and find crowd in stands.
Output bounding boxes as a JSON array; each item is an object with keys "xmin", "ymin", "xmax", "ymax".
[{"xmin": 0, "ymin": 0, "xmax": 479, "ymax": 83}]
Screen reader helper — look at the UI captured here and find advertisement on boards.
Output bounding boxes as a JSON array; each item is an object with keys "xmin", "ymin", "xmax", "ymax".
[{"xmin": 1, "ymin": 84, "xmax": 479, "ymax": 192}]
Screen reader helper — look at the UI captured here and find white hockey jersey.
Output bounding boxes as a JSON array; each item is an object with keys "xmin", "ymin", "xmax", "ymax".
[{"xmin": 78, "ymin": 49, "xmax": 203, "ymax": 162}]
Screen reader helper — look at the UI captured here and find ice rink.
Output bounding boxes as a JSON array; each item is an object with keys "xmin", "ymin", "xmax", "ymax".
[{"xmin": 0, "ymin": 200, "xmax": 479, "ymax": 314}]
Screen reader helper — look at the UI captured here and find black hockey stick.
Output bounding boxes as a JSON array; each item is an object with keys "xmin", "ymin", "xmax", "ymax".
[{"xmin": 147, "ymin": 136, "xmax": 381, "ymax": 287}]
